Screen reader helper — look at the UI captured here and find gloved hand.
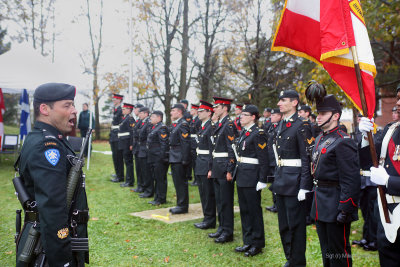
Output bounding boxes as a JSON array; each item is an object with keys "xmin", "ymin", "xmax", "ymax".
[
  {"xmin": 256, "ymin": 182, "xmax": 267, "ymax": 191},
  {"xmin": 370, "ymin": 166, "xmax": 389, "ymax": 186},
  {"xmin": 297, "ymin": 189, "xmax": 310, "ymax": 201},
  {"xmin": 336, "ymin": 211, "xmax": 352, "ymax": 224},
  {"xmin": 358, "ymin": 117, "xmax": 374, "ymax": 134}
]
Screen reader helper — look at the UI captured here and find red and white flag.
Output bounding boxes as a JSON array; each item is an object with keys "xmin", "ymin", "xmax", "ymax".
[
  {"xmin": 272, "ymin": 0, "xmax": 376, "ymax": 118},
  {"xmin": 0, "ymin": 88, "xmax": 5, "ymax": 150}
]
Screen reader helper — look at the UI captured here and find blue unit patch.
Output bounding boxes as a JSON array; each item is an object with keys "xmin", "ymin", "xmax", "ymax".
[{"xmin": 45, "ymin": 149, "xmax": 60, "ymax": 166}]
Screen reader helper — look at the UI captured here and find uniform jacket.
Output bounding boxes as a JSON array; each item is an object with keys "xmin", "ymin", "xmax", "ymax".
[
  {"xmin": 110, "ymin": 105, "xmax": 123, "ymax": 142},
  {"xmin": 267, "ymin": 123, "xmax": 279, "ymax": 168},
  {"xmin": 234, "ymin": 116, "xmax": 242, "ymax": 131},
  {"xmin": 272, "ymin": 112, "xmax": 313, "ymax": 196},
  {"xmin": 146, "ymin": 122, "xmax": 169, "ymax": 164},
  {"xmin": 234, "ymin": 124, "xmax": 269, "ymax": 187},
  {"xmin": 131, "ymin": 118, "xmax": 142, "ymax": 155},
  {"xmin": 311, "ymin": 126, "xmax": 360, "ymax": 223},
  {"xmin": 360, "ymin": 123, "xmax": 400, "ymax": 213},
  {"xmin": 169, "ymin": 117, "xmax": 191, "ymax": 163},
  {"xmin": 138, "ymin": 117, "xmax": 151, "ymax": 158},
  {"xmin": 183, "ymin": 110, "xmax": 192, "ymax": 124},
  {"xmin": 18, "ymin": 121, "xmax": 89, "ymax": 266},
  {"xmin": 190, "ymin": 116, "xmax": 201, "ymax": 152},
  {"xmin": 118, "ymin": 114, "xmax": 135, "ymax": 151},
  {"xmin": 195, "ymin": 120, "xmax": 213, "ymax": 176},
  {"xmin": 77, "ymin": 110, "xmax": 95, "ymax": 132},
  {"xmin": 263, "ymin": 117, "xmax": 272, "ymax": 132},
  {"xmin": 210, "ymin": 115, "xmax": 237, "ymax": 179}
]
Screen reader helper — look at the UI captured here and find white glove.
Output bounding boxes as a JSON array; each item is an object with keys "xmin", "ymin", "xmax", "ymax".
[
  {"xmin": 359, "ymin": 117, "xmax": 374, "ymax": 134},
  {"xmin": 256, "ymin": 182, "xmax": 267, "ymax": 191},
  {"xmin": 297, "ymin": 189, "xmax": 310, "ymax": 201},
  {"xmin": 370, "ymin": 166, "xmax": 389, "ymax": 186}
]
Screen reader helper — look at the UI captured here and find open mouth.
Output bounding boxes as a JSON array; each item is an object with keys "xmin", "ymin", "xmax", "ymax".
[{"xmin": 68, "ymin": 118, "xmax": 75, "ymax": 127}]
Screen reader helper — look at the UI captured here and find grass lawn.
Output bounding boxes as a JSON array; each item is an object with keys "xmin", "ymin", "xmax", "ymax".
[{"xmin": 0, "ymin": 141, "xmax": 379, "ymax": 266}]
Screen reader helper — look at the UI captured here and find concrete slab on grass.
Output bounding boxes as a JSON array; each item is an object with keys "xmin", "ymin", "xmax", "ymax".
[{"xmin": 130, "ymin": 203, "xmax": 240, "ymax": 224}]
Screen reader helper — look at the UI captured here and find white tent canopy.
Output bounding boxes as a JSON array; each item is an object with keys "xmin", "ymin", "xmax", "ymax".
[{"xmin": 0, "ymin": 43, "xmax": 89, "ymax": 91}]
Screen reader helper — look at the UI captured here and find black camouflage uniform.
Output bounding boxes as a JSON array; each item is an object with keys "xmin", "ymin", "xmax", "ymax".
[
  {"xmin": 16, "ymin": 83, "xmax": 89, "ymax": 267},
  {"xmin": 310, "ymin": 95, "xmax": 360, "ymax": 267},
  {"xmin": 147, "ymin": 111, "xmax": 169, "ymax": 205}
]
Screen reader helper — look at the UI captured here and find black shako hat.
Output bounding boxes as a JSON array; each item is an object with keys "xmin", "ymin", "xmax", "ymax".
[
  {"xmin": 152, "ymin": 110, "xmax": 163, "ymax": 117},
  {"xmin": 299, "ymin": 105, "xmax": 312, "ymax": 113},
  {"xmin": 242, "ymin": 104, "xmax": 259, "ymax": 117},
  {"xmin": 171, "ymin": 103, "xmax": 185, "ymax": 112},
  {"xmin": 278, "ymin": 90, "xmax": 299, "ymax": 100},
  {"xmin": 198, "ymin": 100, "xmax": 213, "ymax": 111},
  {"xmin": 271, "ymin": 108, "xmax": 281, "ymax": 114},
  {"xmin": 34, "ymin": 83, "xmax": 76, "ymax": 103},
  {"xmin": 316, "ymin": 95, "xmax": 342, "ymax": 114}
]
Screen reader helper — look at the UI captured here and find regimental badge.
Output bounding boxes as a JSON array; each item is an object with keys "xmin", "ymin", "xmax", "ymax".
[
  {"xmin": 182, "ymin": 133, "xmax": 188, "ymax": 138},
  {"xmin": 280, "ymin": 91, "xmax": 284, "ymax": 97},
  {"xmin": 57, "ymin": 228, "xmax": 69, "ymax": 239},
  {"xmin": 45, "ymin": 149, "xmax": 60, "ymax": 166}
]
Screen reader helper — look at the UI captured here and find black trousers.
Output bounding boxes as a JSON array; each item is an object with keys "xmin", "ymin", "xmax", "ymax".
[
  {"xmin": 275, "ymin": 194, "xmax": 306, "ymax": 267},
  {"xmin": 151, "ymin": 161, "xmax": 168, "ymax": 203},
  {"xmin": 316, "ymin": 221, "xmax": 352, "ymax": 267},
  {"xmin": 191, "ymin": 151, "xmax": 197, "ymax": 182},
  {"xmin": 237, "ymin": 186, "xmax": 265, "ymax": 248},
  {"xmin": 138, "ymin": 157, "xmax": 152, "ymax": 195},
  {"xmin": 122, "ymin": 149, "xmax": 134, "ymax": 185},
  {"xmin": 213, "ymin": 177, "xmax": 234, "ymax": 235},
  {"xmin": 135, "ymin": 154, "xmax": 143, "ymax": 190},
  {"xmin": 375, "ymin": 201, "xmax": 400, "ymax": 267},
  {"xmin": 359, "ymin": 186, "xmax": 377, "ymax": 243},
  {"xmin": 196, "ymin": 174, "xmax": 216, "ymax": 225},
  {"xmin": 171, "ymin": 163, "xmax": 189, "ymax": 208},
  {"xmin": 110, "ymin": 141, "xmax": 124, "ymax": 179}
]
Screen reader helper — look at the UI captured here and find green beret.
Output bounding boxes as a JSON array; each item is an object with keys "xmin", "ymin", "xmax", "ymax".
[{"xmin": 34, "ymin": 83, "xmax": 76, "ymax": 103}]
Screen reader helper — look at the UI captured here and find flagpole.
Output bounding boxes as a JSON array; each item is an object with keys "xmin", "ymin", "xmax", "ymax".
[{"xmin": 350, "ymin": 46, "xmax": 390, "ymax": 223}]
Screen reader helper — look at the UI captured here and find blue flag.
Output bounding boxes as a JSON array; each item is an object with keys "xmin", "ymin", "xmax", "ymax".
[{"xmin": 19, "ymin": 89, "xmax": 31, "ymax": 141}]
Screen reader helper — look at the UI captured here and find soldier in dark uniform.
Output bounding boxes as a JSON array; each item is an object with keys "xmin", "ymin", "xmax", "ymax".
[
  {"xmin": 118, "ymin": 103, "xmax": 135, "ymax": 187},
  {"xmin": 193, "ymin": 100, "xmax": 216, "ymax": 229},
  {"xmin": 261, "ymin": 107, "xmax": 272, "ymax": 130},
  {"xmin": 189, "ymin": 104, "xmax": 201, "ymax": 186},
  {"xmin": 234, "ymin": 104, "xmax": 243, "ymax": 132},
  {"xmin": 147, "ymin": 111, "xmax": 169, "ymax": 205},
  {"xmin": 207, "ymin": 97, "xmax": 237, "ymax": 243},
  {"xmin": 180, "ymin": 99, "xmax": 194, "ymax": 183},
  {"xmin": 169, "ymin": 103, "xmax": 191, "ymax": 214},
  {"xmin": 16, "ymin": 83, "xmax": 89, "ymax": 266},
  {"xmin": 265, "ymin": 108, "xmax": 282, "ymax": 213},
  {"xmin": 358, "ymin": 85, "xmax": 400, "ymax": 267},
  {"xmin": 273, "ymin": 90, "xmax": 313, "ymax": 267},
  {"xmin": 110, "ymin": 93, "xmax": 124, "ymax": 182},
  {"xmin": 310, "ymin": 95, "xmax": 360, "ymax": 266},
  {"xmin": 136, "ymin": 107, "xmax": 153, "ymax": 198},
  {"xmin": 130, "ymin": 104, "xmax": 144, "ymax": 193},
  {"xmin": 233, "ymin": 105, "xmax": 269, "ymax": 257}
]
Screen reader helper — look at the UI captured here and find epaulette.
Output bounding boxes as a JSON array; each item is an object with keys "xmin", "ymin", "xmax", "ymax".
[
  {"xmin": 337, "ymin": 130, "xmax": 349, "ymax": 139},
  {"xmin": 42, "ymin": 129, "xmax": 57, "ymax": 139}
]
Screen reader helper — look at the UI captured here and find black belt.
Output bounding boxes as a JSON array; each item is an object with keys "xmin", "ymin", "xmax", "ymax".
[
  {"xmin": 24, "ymin": 211, "xmax": 39, "ymax": 222},
  {"xmin": 314, "ymin": 180, "xmax": 339, "ymax": 187},
  {"xmin": 71, "ymin": 210, "xmax": 89, "ymax": 224}
]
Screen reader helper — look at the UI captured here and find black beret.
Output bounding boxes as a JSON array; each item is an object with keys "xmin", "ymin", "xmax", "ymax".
[
  {"xmin": 180, "ymin": 99, "xmax": 189, "ymax": 105},
  {"xmin": 316, "ymin": 95, "xmax": 342, "ymax": 114},
  {"xmin": 242, "ymin": 104, "xmax": 259, "ymax": 117},
  {"xmin": 299, "ymin": 105, "xmax": 312, "ymax": 113},
  {"xmin": 34, "ymin": 83, "xmax": 76, "ymax": 103},
  {"xmin": 264, "ymin": 107, "xmax": 272, "ymax": 112},
  {"xmin": 152, "ymin": 110, "xmax": 163, "ymax": 117},
  {"xmin": 392, "ymin": 106, "xmax": 397, "ymax": 112},
  {"xmin": 135, "ymin": 103, "xmax": 144, "ymax": 109},
  {"xmin": 139, "ymin": 107, "xmax": 150, "ymax": 113},
  {"xmin": 271, "ymin": 108, "xmax": 281, "ymax": 114},
  {"xmin": 171, "ymin": 103, "xmax": 185, "ymax": 112},
  {"xmin": 278, "ymin": 90, "xmax": 299, "ymax": 100}
]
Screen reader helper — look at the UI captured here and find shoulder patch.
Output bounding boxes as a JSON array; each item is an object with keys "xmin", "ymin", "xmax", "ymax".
[
  {"xmin": 57, "ymin": 228, "xmax": 69, "ymax": 239},
  {"xmin": 45, "ymin": 149, "xmax": 60, "ymax": 166},
  {"xmin": 182, "ymin": 133, "xmax": 188, "ymax": 138},
  {"xmin": 45, "ymin": 141, "xmax": 58, "ymax": 147}
]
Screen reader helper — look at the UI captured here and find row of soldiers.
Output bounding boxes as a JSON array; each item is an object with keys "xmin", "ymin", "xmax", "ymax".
[{"xmin": 108, "ymin": 85, "xmax": 399, "ymax": 265}]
